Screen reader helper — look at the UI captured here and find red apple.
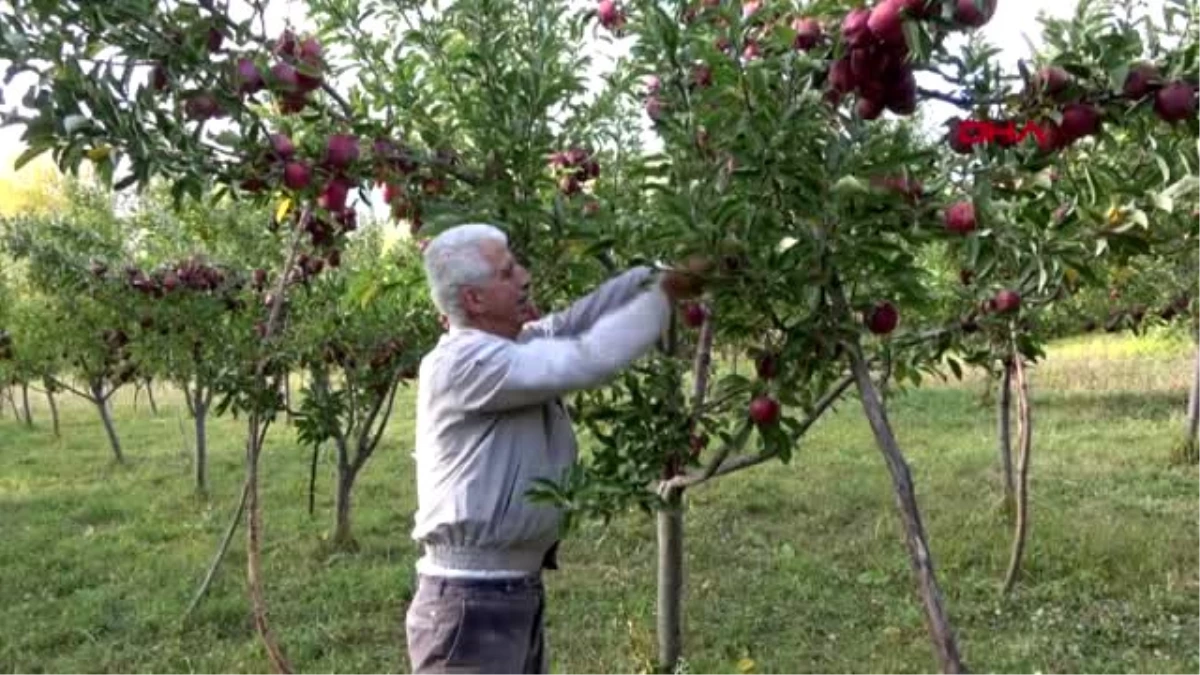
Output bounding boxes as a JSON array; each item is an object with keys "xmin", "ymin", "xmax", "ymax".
[
  {"xmin": 558, "ymin": 174, "xmax": 580, "ymax": 195},
  {"xmin": 748, "ymin": 395, "xmax": 781, "ymax": 426},
  {"xmin": 857, "ymin": 95, "xmax": 884, "ymax": 120},
  {"xmin": 952, "ymin": 0, "xmax": 995, "ymax": 28},
  {"xmin": 993, "ymin": 289, "xmax": 1021, "ymax": 313},
  {"xmin": 597, "ymin": 0, "xmax": 624, "ymax": 29},
  {"xmin": 278, "ymin": 92, "xmax": 308, "ymax": 114},
  {"xmin": 1122, "ymin": 62, "xmax": 1160, "ymax": 99},
  {"xmin": 682, "ymin": 302, "xmax": 706, "ymax": 327},
  {"xmin": 884, "ymin": 66, "xmax": 917, "ymax": 115},
  {"xmin": 692, "ymin": 63, "xmax": 712, "ymax": 88},
  {"xmin": 1153, "ymin": 82, "xmax": 1196, "ymax": 123},
  {"xmin": 325, "ymin": 134, "xmax": 360, "ymax": 169},
  {"xmin": 1036, "ymin": 119, "xmax": 1065, "ymax": 153},
  {"xmin": 946, "ymin": 119, "xmax": 973, "ymax": 154},
  {"xmin": 792, "ymin": 17, "xmax": 822, "ymax": 50},
  {"xmin": 269, "ymin": 133, "xmax": 295, "ymax": 159},
  {"xmin": 1032, "ymin": 65, "xmax": 1071, "ymax": 97},
  {"xmin": 944, "ymin": 200, "xmax": 976, "ymax": 234},
  {"xmin": 271, "ymin": 62, "xmax": 301, "ymax": 92},
  {"xmin": 828, "ymin": 58, "xmax": 855, "ymax": 93},
  {"xmin": 296, "ymin": 38, "xmax": 324, "ymax": 91},
  {"xmin": 273, "ymin": 29, "xmax": 297, "ymax": 57},
  {"xmin": 868, "ymin": 0, "xmax": 906, "ymax": 44},
  {"xmin": 755, "ymin": 353, "xmax": 778, "ymax": 379},
  {"xmin": 207, "ymin": 27, "xmax": 225, "ymax": 52},
  {"xmin": 318, "ymin": 178, "xmax": 352, "ymax": 211},
  {"xmin": 842, "ymin": 8, "xmax": 872, "ymax": 47},
  {"xmin": 184, "ymin": 93, "xmax": 222, "ymax": 120},
  {"xmin": 865, "ymin": 300, "xmax": 899, "ymax": 334},
  {"xmin": 235, "ymin": 58, "xmax": 264, "ymax": 94},
  {"xmin": 646, "ymin": 96, "xmax": 664, "ymax": 120},
  {"xmin": 151, "ymin": 64, "xmax": 168, "ymax": 91},
  {"xmin": 1060, "ymin": 103, "xmax": 1101, "ymax": 141},
  {"xmin": 283, "ymin": 161, "xmax": 311, "ymax": 190},
  {"xmin": 298, "ymin": 36, "xmax": 322, "ymax": 62}
]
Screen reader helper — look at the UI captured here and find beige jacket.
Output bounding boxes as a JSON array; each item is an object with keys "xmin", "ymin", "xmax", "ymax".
[{"xmin": 411, "ymin": 267, "xmax": 670, "ymax": 574}]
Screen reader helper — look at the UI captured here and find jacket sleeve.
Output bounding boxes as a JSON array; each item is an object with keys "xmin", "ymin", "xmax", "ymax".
[
  {"xmin": 452, "ymin": 280, "xmax": 671, "ymax": 413},
  {"xmin": 519, "ymin": 266, "xmax": 656, "ymax": 340}
]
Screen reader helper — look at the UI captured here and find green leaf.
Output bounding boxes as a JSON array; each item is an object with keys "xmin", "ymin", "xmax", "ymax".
[
  {"xmin": 12, "ymin": 144, "xmax": 46, "ymax": 171},
  {"xmin": 946, "ymin": 357, "xmax": 963, "ymax": 380},
  {"xmin": 1150, "ymin": 193, "xmax": 1174, "ymax": 213}
]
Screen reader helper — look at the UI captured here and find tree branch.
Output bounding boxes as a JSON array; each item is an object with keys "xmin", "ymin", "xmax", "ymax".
[
  {"xmin": 360, "ymin": 376, "xmax": 404, "ymax": 474},
  {"xmin": 918, "ymin": 87, "xmax": 1006, "ymax": 109},
  {"xmin": 658, "ymin": 371, "xmax": 856, "ymax": 492},
  {"xmin": 47, "ymin": 375, "xmax": 95, "ymax": 402}
]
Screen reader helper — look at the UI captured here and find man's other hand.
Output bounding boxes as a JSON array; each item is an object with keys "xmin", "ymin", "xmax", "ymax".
[{"xmin": 660, "ymin": 255, "xmax": 713, "ymax": 301}]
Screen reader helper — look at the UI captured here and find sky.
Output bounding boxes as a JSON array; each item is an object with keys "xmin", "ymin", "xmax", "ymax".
[{"xmin": 0, "ymin": 0, "xmax": 1161, "ymax": 222}]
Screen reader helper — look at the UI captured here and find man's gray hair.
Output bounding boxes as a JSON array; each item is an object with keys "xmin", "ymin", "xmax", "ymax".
[{"xmin": 422, "ymin": 223, "xmax": 508, "ymax": 326}]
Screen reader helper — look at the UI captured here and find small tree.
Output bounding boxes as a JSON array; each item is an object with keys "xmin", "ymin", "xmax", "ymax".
[{"xmin": 286, "ymin": 226, "xmax": 438, "ymax": 549}]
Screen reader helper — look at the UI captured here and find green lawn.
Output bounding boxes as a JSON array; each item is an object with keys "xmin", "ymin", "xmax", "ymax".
[{"xmin": 0, "ymin": 331, "xmax": 1196, "ymax": 673}]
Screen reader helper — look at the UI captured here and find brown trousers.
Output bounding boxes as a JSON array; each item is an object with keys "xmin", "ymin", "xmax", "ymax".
[{"xmin": 405, "ymin": 574, "xmax": 547, "ymax": 674}]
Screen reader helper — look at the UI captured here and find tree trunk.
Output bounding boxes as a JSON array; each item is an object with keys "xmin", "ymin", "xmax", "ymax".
[
  {"xmin": 146, "ymin": 379, "xmax": 159, "ymax": 416},
  {"xmin": 93, "ymin": 384, "xmax": 125, "ymax": 464},
  {"xmin": 654, "ymin": 306, "xmax": 713, "ymax": 672},
  {"xmin": 246, "ymin": 414, "xmax": 292, "ymax": 673},
  {"xmin": 282, "ymin": 373, "xmax": 292, "ymax": 423},
  {"xmin": 6, "ymin": 387, "xmax": 20, "ymax": 418},
  {"xmin": 997, "ymin": 360, "xmax": 1015, "ymax": 514},
  {"xmin": 194, "ymin": 392, "xmax": 209, "ymax": 494},
  {"xmin": 46, "ymin": 387, "xmax": 60, "ymax": 438},
  {"xmin": 656, "ymin": 491, "xmax": 684, "ymax": 671},
  {"xmin": 20, "ymin": 382, "xmax": 32, "ymax": 427},
  {"xmin": 308, "ymin": 442, "xmax": 321, "ymax": 517},
  {"xmin": 848, "ymin": 349, "xmax": 964, "ymax": 673},
  {"xmin": 1177, "ymin": 349, "xmax": 1200, "ymax": 464},
  {"xmin": 1003, "ymin": 358, "xmax": 1033, "ymax": 594},
  {"xmin": 332, "ymin": 446, "xmax": 359, "ymax": 551}
]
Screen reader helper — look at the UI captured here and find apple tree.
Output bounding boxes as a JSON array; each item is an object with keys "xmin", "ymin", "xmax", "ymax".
[
  {"xmin": 0, "ymin": 0, "xmax": 643, "ymax": 666},
  {"xmin": 525, "ymin": 0, "xmax": 1195, "ymax": 669},
  {"xmin": 116, "ymin": 182, "xmax": 284, "ymax": 493},
  {"xmin": 282, "ymin": 225, "xmax": 438, "ymax": 550},
  {"xmin": 0, "ymin": 179, "xmax": 155, "ymax": 462}
]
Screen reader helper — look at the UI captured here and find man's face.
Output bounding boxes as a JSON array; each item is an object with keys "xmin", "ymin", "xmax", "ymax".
[{"xmin": 461, "ymin": 239, "xmax": 532, "ymax": 339}]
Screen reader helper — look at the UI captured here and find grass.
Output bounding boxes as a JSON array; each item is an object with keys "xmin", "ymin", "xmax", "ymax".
[{"xmin": 0, "ymin": 330, "xmax": 1196, "ymax": 674}]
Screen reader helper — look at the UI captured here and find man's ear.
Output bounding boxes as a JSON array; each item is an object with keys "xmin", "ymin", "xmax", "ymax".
[{"xmin": 459, "ymin": 286, "xmax": 481, "ymax": 316}]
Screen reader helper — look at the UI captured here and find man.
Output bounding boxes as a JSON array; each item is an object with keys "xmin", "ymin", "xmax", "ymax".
[{"xmin": 406, "ymin": 223, "xmax": 706, "ymax": 673}]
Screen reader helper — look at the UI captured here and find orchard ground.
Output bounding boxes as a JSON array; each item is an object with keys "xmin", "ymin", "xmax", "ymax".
[{"xmin": 0, "ymin": 330, "xmax": 1196, "ymax": 674}]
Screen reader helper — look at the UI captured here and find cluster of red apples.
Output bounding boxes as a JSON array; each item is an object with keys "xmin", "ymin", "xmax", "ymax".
[
  {"xmin": 88, "ymin": 257, "xmax": 236, "ymax": 298},
  {"xmin": 623, "ymin": 0, "xmax": 996, "ymax": 123},
  {"xmin": 157, "ymin": 22, "xmax": 438, "ymax": 238},
  {"xmin": 949, "ymin": 61, "xmax": 1197, "ymax": 156}
]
